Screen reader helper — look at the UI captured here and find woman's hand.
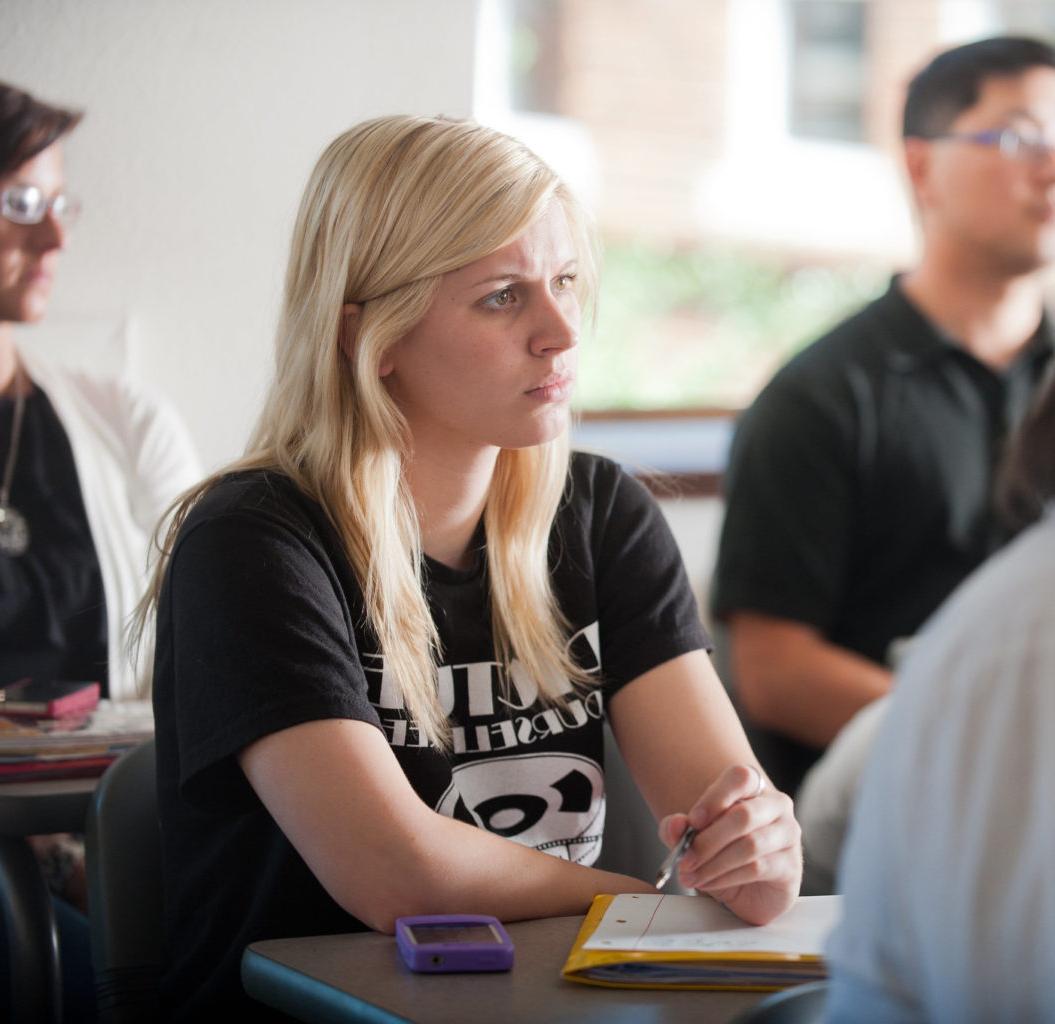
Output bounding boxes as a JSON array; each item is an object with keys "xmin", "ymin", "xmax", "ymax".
[{"xmin": 658, "ymin": 764, "xmax": 801, "ymax": 926}]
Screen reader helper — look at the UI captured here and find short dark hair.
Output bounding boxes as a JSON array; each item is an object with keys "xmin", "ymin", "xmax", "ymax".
[
  {"xmin": 903, "ymin": 36, "xmax": 1055, "ymax": 139},
  {"xmin": 0, "ymin": 81, "xmax": 82, "ymax": 179}
]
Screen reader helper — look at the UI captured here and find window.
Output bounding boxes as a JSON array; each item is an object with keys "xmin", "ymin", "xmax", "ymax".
[
  {"xmin": 789, "ymin": 0, "xmax": 869, "ymax": 142},
  {"xmin": 578, "ymin": 244, "xmax": 885, "ymax": 412},
  {"xmin": 472, "ymin": 0, "xmax": 975, "ymax": 423},
  {"xmin": 996, "ymin": 0, "xmax": 1055, "ymax": 36},
  {"xmin": 508, "ymin": 0, "xmax": 563, "ymax": 115}
]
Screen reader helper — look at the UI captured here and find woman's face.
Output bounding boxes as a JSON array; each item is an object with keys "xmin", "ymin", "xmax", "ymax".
[
  {"xmin": 0, "ymin": 142, "xmax": 67, "ymax": 325},
  {"xmin": 384, "ymin": 202, "xmax": 581, "ymax": 459}
]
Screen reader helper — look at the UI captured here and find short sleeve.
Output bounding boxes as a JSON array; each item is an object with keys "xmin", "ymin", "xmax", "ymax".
[
  {"xmin": 589, "ymin": 462, "xmax": 710, "ymax": 693},
  {"xmin": 711, "ymin": 377, "xmax": 856, "ymax": 631},
  {"xmin": 160, "ymin": 510, "xmax": 381, "ymax": 808}
]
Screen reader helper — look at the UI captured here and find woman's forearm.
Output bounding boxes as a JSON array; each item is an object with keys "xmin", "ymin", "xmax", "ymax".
[
  {"xmin": 345, "ymin": 808, "xmax": 654, "ymax": 933},
  {"xmin": 241, "ymin": 718, "xmax": 654, "ymax": 934}
]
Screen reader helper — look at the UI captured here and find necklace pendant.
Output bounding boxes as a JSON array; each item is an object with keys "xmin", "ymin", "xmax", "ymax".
[{"xmin": 0, "ymin": 503, "xmax": 29, "ymax": 556}]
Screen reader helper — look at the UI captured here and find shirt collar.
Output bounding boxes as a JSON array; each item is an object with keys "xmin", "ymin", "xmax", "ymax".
[{"xmin": 879, "ymin": 274, "xmax": 1055, "ymax": 374}]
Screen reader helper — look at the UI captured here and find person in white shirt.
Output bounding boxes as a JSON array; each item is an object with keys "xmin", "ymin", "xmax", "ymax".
[{"xmin": 825, "ymin": 366, "xmax": 1055, "ymax": 1021}]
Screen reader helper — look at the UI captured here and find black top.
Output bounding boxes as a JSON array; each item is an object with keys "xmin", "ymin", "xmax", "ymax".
[
  {"xmin": 711, "ymin": 278, "xmax": 1053, "ymax": 793},
  {"xmin": 0, "ymin": 386, "xmax": 108, "ymax": 692},
  {"xmin": 153, "ymin": 452, "xmax": 709, "ymax": 1018}
]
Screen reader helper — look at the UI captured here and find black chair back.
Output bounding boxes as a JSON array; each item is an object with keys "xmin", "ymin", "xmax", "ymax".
[{"xmin": 85, "ymin": 739, "xmax": 162, "ymax": 1023}]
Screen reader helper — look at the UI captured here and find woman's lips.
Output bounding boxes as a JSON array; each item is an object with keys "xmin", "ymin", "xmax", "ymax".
[
  {"xmin": 526, "ymin": 374, "xmax": 575, "ymax": 402},
  {"xmin": 25, "ymin": 265, "xmax": 53, "ymax": 287}
]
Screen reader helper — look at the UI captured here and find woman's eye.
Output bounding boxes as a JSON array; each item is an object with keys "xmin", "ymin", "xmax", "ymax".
[
  {"xmin": 485, "ymin": 287, "xmax": 515, "ymax": 308},
  {"xmin": 554, "ymin": 273, "xmax": 576, "ymax": 292}
]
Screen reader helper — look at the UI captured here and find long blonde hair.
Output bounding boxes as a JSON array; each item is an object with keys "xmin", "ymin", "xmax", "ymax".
[{"xmin": 136, "ymin": 115, "xmax": 598, "ymax": 749}]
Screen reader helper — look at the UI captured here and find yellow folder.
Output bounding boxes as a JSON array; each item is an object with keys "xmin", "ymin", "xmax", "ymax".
[{"xmin": 560, "ymin": 892, "xmax": 838, "ymax": 992}]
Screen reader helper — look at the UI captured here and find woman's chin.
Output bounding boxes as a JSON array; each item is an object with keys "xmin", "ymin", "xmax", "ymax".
[
  {"xmin": 11, "ymin": 296, "xmax": 52, "ymax": 324},
  {"xmin": 502, "ymin": 416, "xmax": 571, "ymax": 451}
]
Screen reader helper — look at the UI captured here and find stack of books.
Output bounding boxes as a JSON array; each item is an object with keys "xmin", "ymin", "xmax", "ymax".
[{"xmin": 0, "ymin": 690, "xmax": 154, "ymax": 781}]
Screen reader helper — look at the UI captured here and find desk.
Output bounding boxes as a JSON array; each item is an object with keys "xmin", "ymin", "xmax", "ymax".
[
  {"xmin": 243, "ymin": 915, "xmax": 767, "ymax": 1023},
  {"xmin": 0, "ymin": 777, "xmax": 97, "ymax": 1024}
]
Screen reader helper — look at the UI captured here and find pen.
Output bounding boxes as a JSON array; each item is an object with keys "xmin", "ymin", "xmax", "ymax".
[{"xmin": 654, "ymin": 826, "xmax": 698, "ymax": 889}]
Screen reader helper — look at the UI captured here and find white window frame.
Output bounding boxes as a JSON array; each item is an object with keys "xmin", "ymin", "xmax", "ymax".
[{"xmin": 473, "ymin": 0, "xmax": 600, "ymax": 210}]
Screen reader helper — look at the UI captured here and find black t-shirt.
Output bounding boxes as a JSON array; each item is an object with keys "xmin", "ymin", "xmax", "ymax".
[
  {"xmin": 711, "ymin": 278, "xmax": 1053, "ymax": 793},
  {"xmin": 153, "ymin": 451, "xmax": 708, "ymax": 1018},
  {"xmin": 0, "ymin": 386, "xmax": 109, "ymax": 691}
]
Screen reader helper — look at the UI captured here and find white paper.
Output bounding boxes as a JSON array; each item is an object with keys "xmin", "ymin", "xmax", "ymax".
[{"xmin": 582, "ymin": 893, "xmax": 841, "ymax": 956}]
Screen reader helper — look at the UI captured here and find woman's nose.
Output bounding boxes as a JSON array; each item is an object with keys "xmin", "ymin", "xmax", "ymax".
[
  {"xmin": 30, "ymin": 209, "xmax": 66, "ymax": 252},
  {"xmin": 529, "ymin": 296, "xmax": 579, "ymax": 356}
]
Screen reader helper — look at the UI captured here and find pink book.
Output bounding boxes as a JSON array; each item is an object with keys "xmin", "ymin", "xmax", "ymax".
[{"xmin": 0, "ymin": 679, "xmax": 101, "ymax": 719}]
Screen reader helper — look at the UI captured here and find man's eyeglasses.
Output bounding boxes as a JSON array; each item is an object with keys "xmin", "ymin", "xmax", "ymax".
[
  {"xmin": 1, "ymin": 183, "xmax": 81, "ymax": 226},
  {"xmin": 920, "ymin": 126, "xmax": 1055, "ymax": 163}
]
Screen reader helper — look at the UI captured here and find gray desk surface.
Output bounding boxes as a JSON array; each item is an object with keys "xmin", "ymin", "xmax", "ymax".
[{"xmin": 244, "ymin": 914, "xmax": 767, "ymax": 1023}]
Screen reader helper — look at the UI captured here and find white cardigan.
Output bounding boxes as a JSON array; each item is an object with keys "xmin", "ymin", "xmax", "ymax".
[{"xmin": 17, "ymin": 346, "xmax": 201, "ymax": 700}]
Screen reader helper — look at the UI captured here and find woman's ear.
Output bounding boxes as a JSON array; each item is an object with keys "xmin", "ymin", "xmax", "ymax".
[
  {"xmin": 340, "ymin": 302, "xmax": 395, "ymax": 378},
  {"xmin": 338, "ymin": 303, "xmax": 363, "ymax": 362}
]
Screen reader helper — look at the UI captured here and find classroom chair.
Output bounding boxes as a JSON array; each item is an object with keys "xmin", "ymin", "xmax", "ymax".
[
  {"xmin": 0, "ymin": 831, "xmax": 61, "ymax": 1023},
  {"xmin": 85, "ymin": 739, "xmax": 162, "ymax": 1023},
  {"xmin": 731, "ymin": 980, "xmax": 830, "ymax": 1023}
]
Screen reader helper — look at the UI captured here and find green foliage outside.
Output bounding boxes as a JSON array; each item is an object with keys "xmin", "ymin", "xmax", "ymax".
[{"xmin": 575, "ymin": 241, "xmax": 889, "ymax": 410}]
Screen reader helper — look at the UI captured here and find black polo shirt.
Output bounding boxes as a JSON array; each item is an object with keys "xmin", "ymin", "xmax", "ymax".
[{"xmin": 711, "ymin": 277, "xmax": 1053, "ymax": 791}]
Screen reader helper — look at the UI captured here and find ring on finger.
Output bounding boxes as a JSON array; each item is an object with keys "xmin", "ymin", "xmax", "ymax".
[{"xmin": 746, "ymin": 764, "xmax": 765, "ymax": 799}]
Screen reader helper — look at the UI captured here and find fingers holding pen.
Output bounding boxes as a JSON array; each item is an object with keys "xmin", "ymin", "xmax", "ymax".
[
  {"xmin": 658, "ymin": 811, "xmax": 693, "ymax": 852},
  {"xmin": 657, "ymin": 763, "xmax": 767, "ymax": 860},
  {"xmin": 679, "ymin": 790, "xmax": 796, "ymax": 889},
  {"xmin": 657, "ymin": 764, "xmax": 801, "ymax": 923}
]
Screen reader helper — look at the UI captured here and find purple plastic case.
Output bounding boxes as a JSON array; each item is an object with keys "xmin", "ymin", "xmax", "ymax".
[{"xmin": 395, "ymin": 914, "xmax": 514, "ymax": 973}]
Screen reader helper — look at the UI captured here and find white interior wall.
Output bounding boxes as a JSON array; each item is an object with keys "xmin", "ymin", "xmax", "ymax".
[
  {"xmin": 656, "ymin": 495, "xmax": 724, "ymax": 627},
  {"xmin": 2, "ymin": 0, "xmax": 479, "ymax": 470}
]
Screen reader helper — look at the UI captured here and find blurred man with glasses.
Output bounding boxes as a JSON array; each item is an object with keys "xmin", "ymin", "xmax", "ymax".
[{"xmin": 711, "ymin": 36, "xmax": 1055, "ymax": 804}]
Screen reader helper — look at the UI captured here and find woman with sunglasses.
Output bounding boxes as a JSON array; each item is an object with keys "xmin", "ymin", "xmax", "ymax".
[
  {"xmin": 140, "ymin": 115, "xmax": 802, "ymax": 1017},
  {"xmin": 0, "ymin": 81, "xmax": 198, "ymax": 700},
  {"xmin": 0, "ymin": 81, "xmax": 199, "ymax": 1020}
]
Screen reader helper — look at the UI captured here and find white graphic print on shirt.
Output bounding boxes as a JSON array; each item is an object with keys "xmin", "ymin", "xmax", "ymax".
[
  {"xmin": 364, "ymin": 620, "xmax": 607, "ymax": 861},
  {"xmin": 435, "ymin": 751, "xmax": 605, "ymax": 864},
  {"xmin": 364, "ymin": 621, "xmax": 603, "ymax": 753}
]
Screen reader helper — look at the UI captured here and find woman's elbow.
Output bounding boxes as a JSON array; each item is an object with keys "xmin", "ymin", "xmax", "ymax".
[
  {"xmin": 358, "ymin": 906, "xmax": 400, "ymax": 935},
  {"xmin": 332, "ymin": 883, "xmax": 420, "ymax": 934},
  {"xmin": 328, "ymin": 855, "xmax": 446, "ymax": 934}
]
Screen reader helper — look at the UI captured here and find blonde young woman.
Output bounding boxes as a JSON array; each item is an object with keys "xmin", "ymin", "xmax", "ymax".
[{"xmin": 146, "ymin": 116, "xmax": 802, "ymax": 1016}]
